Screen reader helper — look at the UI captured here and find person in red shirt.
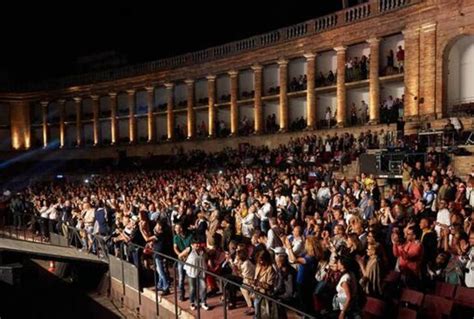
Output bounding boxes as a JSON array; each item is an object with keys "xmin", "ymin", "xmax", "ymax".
[
  {"xmin": 396, "ymin": 45, "xmax": 405, "ymax": 73},
  {"xmin": 392, "ymin": 226, "xmax": 423, "ymax": 288}
]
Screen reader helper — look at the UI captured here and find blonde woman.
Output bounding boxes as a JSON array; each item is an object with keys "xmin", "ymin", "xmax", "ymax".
[{"xmin": 285, "ymin": 236, "xmax": 322, "ymax": 315}]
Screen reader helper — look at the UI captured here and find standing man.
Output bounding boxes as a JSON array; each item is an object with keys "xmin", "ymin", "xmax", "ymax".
[{"xmin": 173, "ymin": 223, "xmax": 192, "ymax": 301}]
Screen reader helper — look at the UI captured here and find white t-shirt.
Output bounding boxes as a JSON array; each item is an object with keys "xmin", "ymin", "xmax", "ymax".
[
  {"xmin": 334, "ymin": 273, "xmax": 351, "ymax": 310},
  {"xmin": 258, "ymin": 203, "xmax": 272, "ymax": 221},
  {"xmin": 435, "ymin": 208, "xmax": 451, "ymax": 236}
]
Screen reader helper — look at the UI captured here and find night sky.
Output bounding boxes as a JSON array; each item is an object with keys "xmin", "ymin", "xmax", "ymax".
[{"xmin": 0, "ymin": 1, "xmax": 346, "ymax": 83}]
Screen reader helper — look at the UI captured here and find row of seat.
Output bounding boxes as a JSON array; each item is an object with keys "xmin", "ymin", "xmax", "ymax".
[{"xmin": 363, "ymin": 277, "xmax": 474, "ymax": 319}]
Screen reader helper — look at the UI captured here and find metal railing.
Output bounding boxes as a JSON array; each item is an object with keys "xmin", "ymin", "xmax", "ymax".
[
  {"xmin": 1, "ymin": 0, "xmax": 420, "ymax": 93},
  {"xmin": 0, "ymin": 211, "xmax": 315, "ymax": 319}
]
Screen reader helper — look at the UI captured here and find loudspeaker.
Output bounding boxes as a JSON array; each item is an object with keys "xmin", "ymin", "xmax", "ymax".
[
  {"xmin": 359, "ymin": 154, "xmax": 379, "ymax": 175},
  {"xmin": 0, "ymin": 263, "xmax": 22, "ymax": 285}
]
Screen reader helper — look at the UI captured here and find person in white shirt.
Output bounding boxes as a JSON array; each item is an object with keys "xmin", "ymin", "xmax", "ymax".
[
  {"xmin": 266, "ymin": 217, "xmax": 284, "ymax": 251},
  {"xmin": 462, "ymin": 232, "xmax": 474, "ymax": 288},
  {"xmin": 184, "ymin": 239, "xmax": 210, "ymax": 311},
  {"xmin": 285, "ymin": 226, "xmax": 305, "ymax": 256},
  {"xmin": 325, "ymin": 107, "xmax": 332, "ymax": 128},
  {"xmin": 257, "ymin": 195, "xmax": 273, "ymax": 233},
  {"xmin": 317, "ymin": 182, "xmax": 331, "ymax": 208},
  {"xmin": 435, "ymin": 200, "xmax": 451, "ymax": 237}
]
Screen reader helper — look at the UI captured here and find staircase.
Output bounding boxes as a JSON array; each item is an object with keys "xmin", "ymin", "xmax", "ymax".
[{"xmin": 334, "ymin": 158, "xmax": 360, "ymax": 180}]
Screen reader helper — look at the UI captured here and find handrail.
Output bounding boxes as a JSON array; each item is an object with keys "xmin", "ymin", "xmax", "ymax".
[
  {"xmin": 0, "ymin": 0, "xmax": 421, "ymax": 93},
  {"xmin": 0, "ymin": 211, "xmax": 315, "ymax": 318}
]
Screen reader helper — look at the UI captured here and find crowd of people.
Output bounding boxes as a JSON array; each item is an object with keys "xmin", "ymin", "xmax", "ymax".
[{"xmin": 5, "ymin": 124, "xmax": 474, "ymax": 318}]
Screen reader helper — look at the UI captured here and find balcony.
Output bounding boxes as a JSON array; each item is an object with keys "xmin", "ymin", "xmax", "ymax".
[{"xmin": 2, "ymin": 0, "xmax": 420, "ymax": 93}]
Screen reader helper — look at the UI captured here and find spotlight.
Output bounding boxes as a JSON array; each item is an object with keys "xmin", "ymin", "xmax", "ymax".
[
  {"xmin": 84, "ymin": 179, "xmax": 89, "ymax": 184},
  {"xmin": 56, "ymin": 175, "xmax": 64, "ymax": 179}
]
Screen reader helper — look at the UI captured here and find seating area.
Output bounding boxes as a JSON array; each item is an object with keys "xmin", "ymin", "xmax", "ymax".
[{"xmin": 363, "ymin": 282, "xmax": 474, "ymax": 319}]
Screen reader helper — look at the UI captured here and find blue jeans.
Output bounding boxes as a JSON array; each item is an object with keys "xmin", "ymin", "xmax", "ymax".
[
  {"xmin": 155, "ymin": 257, "xmax": 169, "ymax": 291},
  {"xmin": 177, "ymin": 262, "xmax": 186, "ymax": 295},
  {"xmin": 189, "ymin": 276, "xmax": 206, "ymax": 305},
  {"xmin": 261, "ymin": 219, "xmax": 270, "ymax": 234},
  {"xmin": 254, "ymin": 296, "xmax": 263, "ymax": 319}
]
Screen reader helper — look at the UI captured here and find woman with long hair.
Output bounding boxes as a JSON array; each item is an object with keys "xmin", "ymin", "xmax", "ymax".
[
  {"xmin": 333, "ymin": 256, "xmax": 360, "ymax": 319},
  {"xmin": 285, "ymin": 235, "xmax": 322, "ymax": 315},
  {"xmin": 356, "ymin": 243, "xmax": 384, "ymax": 297},
  {"xmin": 252, "ymin": 249, "xmax": 277, "ymax": 318}
]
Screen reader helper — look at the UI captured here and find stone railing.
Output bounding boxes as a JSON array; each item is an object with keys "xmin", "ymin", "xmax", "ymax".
[{"xmin": 2, "ymin": 0, "xmax": 420, "ymax": 93}]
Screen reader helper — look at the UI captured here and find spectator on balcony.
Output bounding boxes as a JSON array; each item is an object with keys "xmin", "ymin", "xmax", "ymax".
[
  {"xmin": 327, "ymin": 71, "xmax": 335, "ymax": 84},
  {"xmin": 360, "ymin": 55, "xmax": 368, "ymax": 80},
  {"xmin": 290, "ymin": 77, "xmax": 299, "ymax": 92},
  {"xmin": 387, "ymin": 50, "xmax": 395, "ymax": 70},
  {"xmin": 325, "ymin": 107, "xmax": 332, "ymax": 129},
  {"xmin": 359, "ymin": 100, "xmax": 369, "ymax": 124},
  {"xmin": 317, "ymin": 72, "xmax": 326, "ymax": 86},
  {"xmin": 350, "ymin": 103, "xmax": 358, "ymax": 126},
  {"xmin": 396, "ymin": 45, "xmax": 405, "ymax": 73},
  {"xmin": 197, "ymin": 121, "xmax": 207, "ymax": 138},
  {"xmin": 346, "ymin": 58, "xmax": 354, "ymax": 81},
  {"xmin": 381, "ymin": 96, "xmax": 395, "ymax": 124}
]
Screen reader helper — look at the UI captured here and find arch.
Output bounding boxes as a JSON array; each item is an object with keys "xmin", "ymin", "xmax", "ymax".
[{"xmin": 442, "ymin": 33, "xmax": 474, "ymax": 116}]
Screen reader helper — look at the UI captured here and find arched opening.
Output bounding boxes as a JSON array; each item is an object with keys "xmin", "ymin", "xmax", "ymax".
[{"xmin": 445, "ymin": 35, "xmax": 474, "ymax": 115}]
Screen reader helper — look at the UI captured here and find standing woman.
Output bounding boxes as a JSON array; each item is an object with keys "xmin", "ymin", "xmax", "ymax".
[
  {"xmin": 333, "ymin": 256, "xmax": 360, "ymax": 319},
  {"xmin": 285, "ymin": 235, "xmax": 322, "ymax": 315},
  {"xmin": 356, "ymin": 243, "xmax": 384, "ymax": 297},
  {"xmin": 252, "ymin": 250, "xmax": 277, "ymax": 318}
]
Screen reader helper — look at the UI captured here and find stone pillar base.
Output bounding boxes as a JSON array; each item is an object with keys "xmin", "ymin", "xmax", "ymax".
[
  {"xmin": 278, "ymin": 128, "xmax": 287, "ymax": 134},
  {"xmin": 335, "ymin": 123, "xmax": 345, "ymax": 128},
  {"xmin": 304, "ymin": 126, "xmax": 316, "ymax": 131},
  {"xmin": 368, "ymin": 120, "xmax": 379, "ymax": 125}
]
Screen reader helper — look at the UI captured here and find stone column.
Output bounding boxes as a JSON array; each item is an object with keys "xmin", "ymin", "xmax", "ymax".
[
  {"xmin": 229, "ymin": 70, "xmax": 239, "ymax": 135},
  {"xmin": 145, "ymin": 86, "xmax": 155, "ymax": 142},
  {"xmin": 127, "ymin": 89, "xmax": 136, "ymax": 143},
  {"xmin": 367, "ymin": 38, "xmax": 381, "ymax": 124},
  {"xmin": 420, "ymin": 22, "xmax": 437, "ymax": 118},
  {"xmin": 251, "ymin": 64, "xmax": 263, "ymax": 134},
  {"xmin": 58, "ymin": 99, "xmax": 66, "ymax": 148},
  {"xmin": 335, "ymin": 46, "xmax": 347, "ymax": 127},
  {"xmin": 278, "ymin": 58, "xmax": 289, "ymax": 131},
  {"xmin": 403, "ymin": 28, "xmax": 420, "ymax": 119},
  {"xmin": 74, "ymin": 97, "xmax": 82, "ymax": 146},
  {"xmin": 304, "ymin": 53, "xmax": 316, "ymax": 129},
  {"xmin": 109, "ymin": 92, "xmax": 117, "ymax": 144},
  {"xmin": 10, "ymin": 101, "xmax": 31, "ymax": 150},
  {"xmin": 40, "ymin": 101, "xmax": 48, "ymax": 148},
  {"xmin": 185, "ymin": 79, "xmax": 195, "ymax": 138},
  {"xmin": 206, "ymin": 75, "xmax": 216, "ymax": 137},
  {"xmin": 165, "ymin": 83, "xmax": 175, "ymax": 140},
  {"xmin": 91, "ymin": 95, "xmax": 100, "ymax": 145}
]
